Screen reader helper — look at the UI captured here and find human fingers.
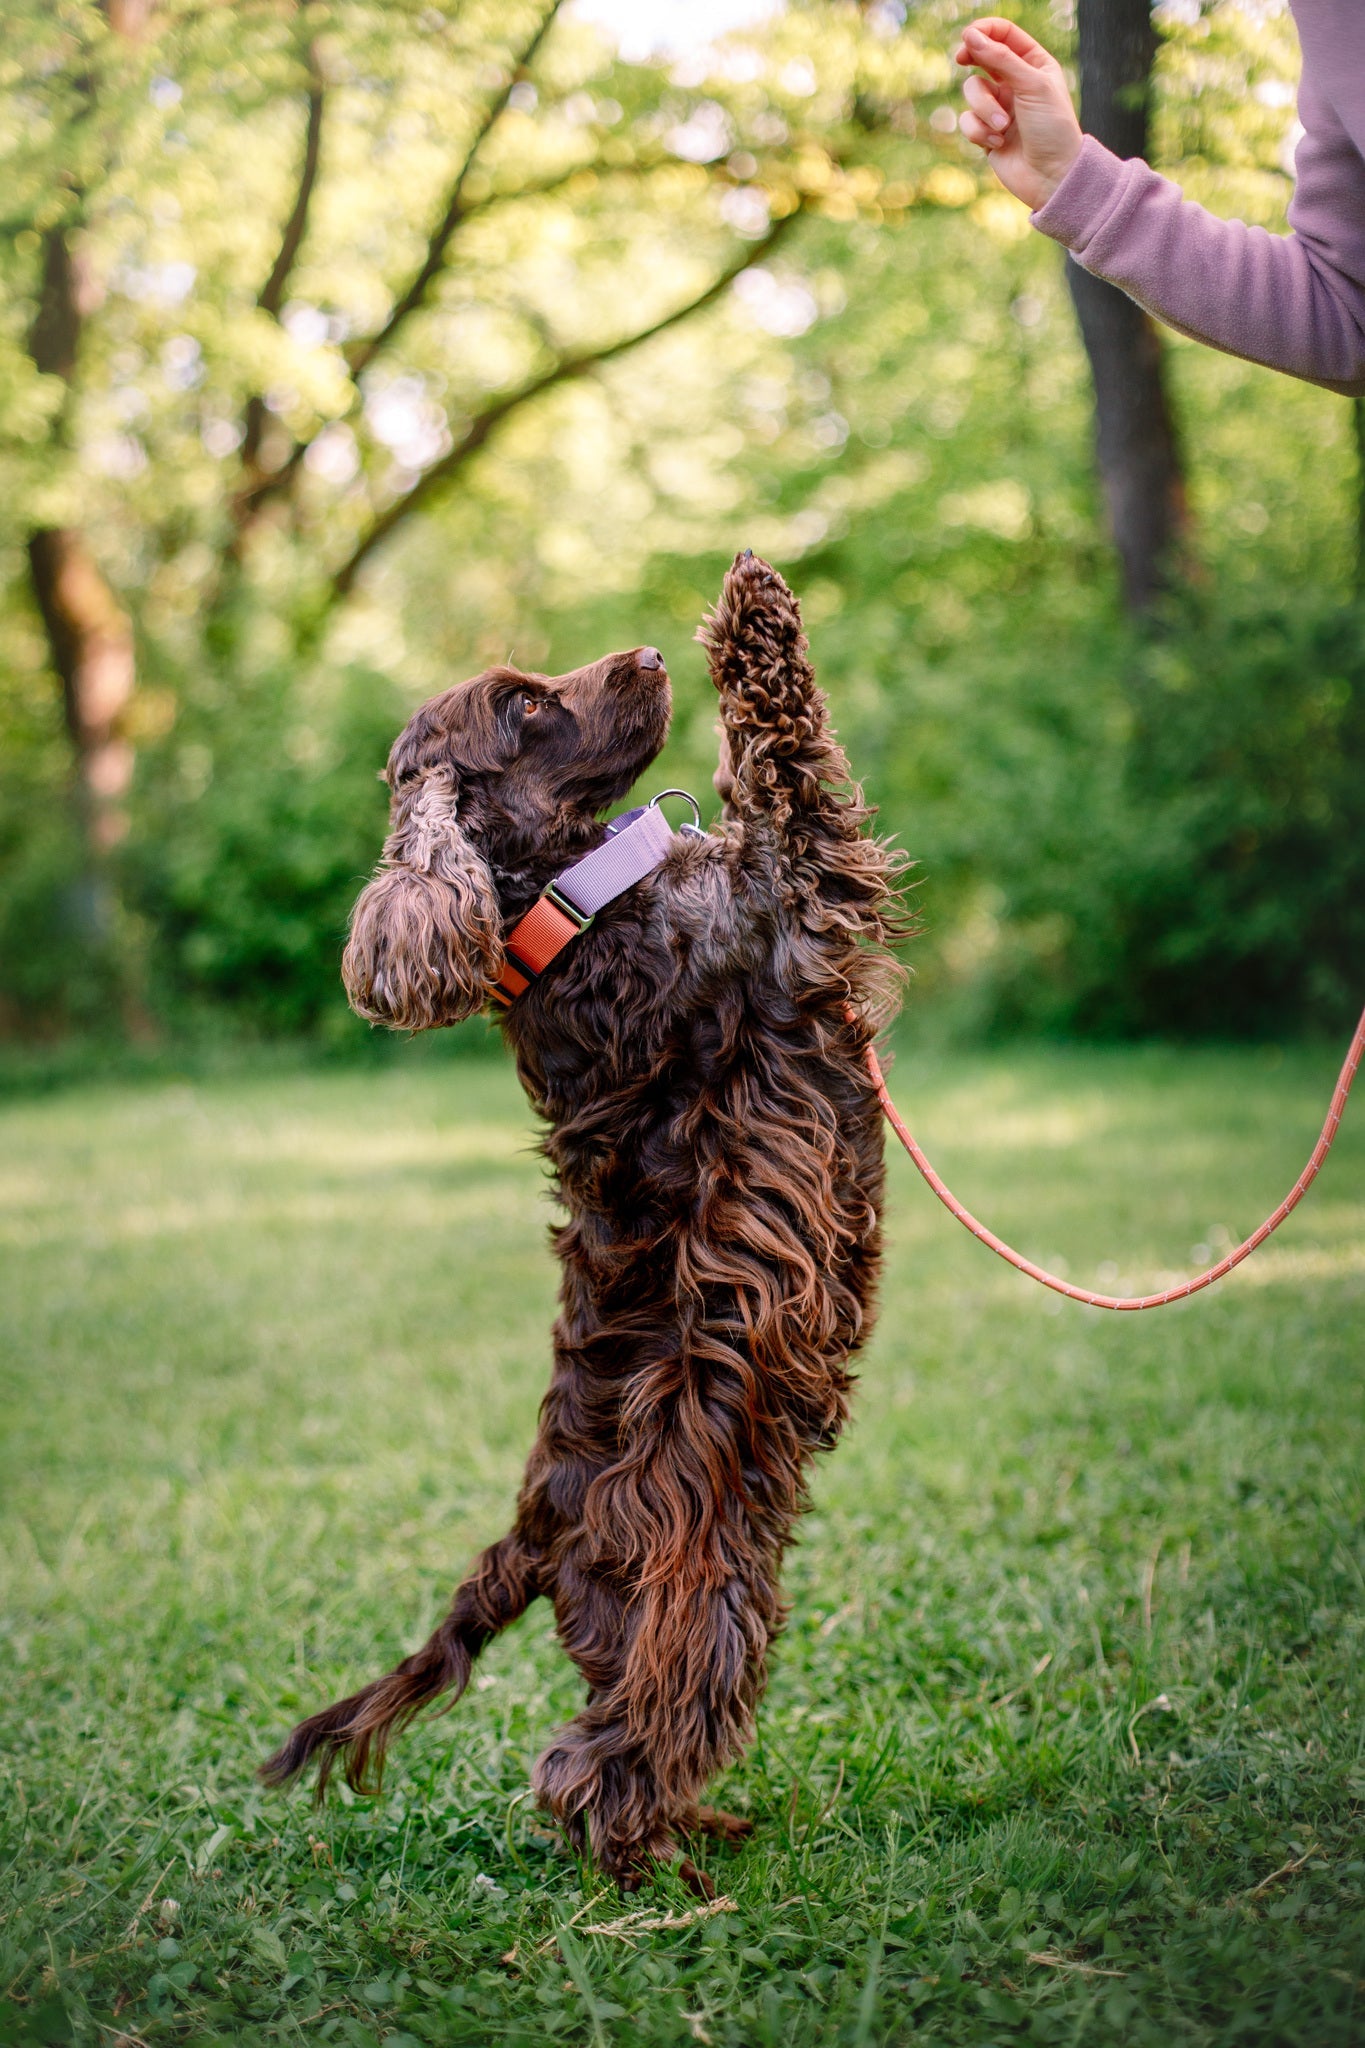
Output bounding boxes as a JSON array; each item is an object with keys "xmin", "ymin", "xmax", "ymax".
[
  {"xmin": 957, "ymin": 44, "xmax": 1019, "ymax": 120},
  {"xmin": 957, "ymin": 20, "xmax": 1059, "ymax": 90},
  {"xmin": 953, "ymin": 34, "xmax": 1033, "ymax": 92},
  {"xmin": 959, "ymin": 18, "xmax": 1055, "ymax": 69},
  {"xmin": 963, "ymin": 72, "xmax": 1010, "ymax": 132},
  {"xmin": 959, "ymin": 108, "xmax": 1003, "ymax": 151}
]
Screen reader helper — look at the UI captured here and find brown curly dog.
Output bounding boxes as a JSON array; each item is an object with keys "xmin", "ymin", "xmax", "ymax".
[{"xmin": 261, "ymin": 552, "xmax": 906, "ymax": 1893}]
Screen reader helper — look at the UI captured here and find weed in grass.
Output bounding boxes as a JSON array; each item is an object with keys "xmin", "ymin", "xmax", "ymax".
[{"xmin": 1, "ymin": 1040, "xmax": 1363, "ymax": 2044}]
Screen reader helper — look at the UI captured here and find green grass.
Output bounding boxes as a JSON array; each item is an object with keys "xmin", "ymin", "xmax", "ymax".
[{"xmin": 2, "ymin": 1038, "xmax": 1363, "ymax": 2048}]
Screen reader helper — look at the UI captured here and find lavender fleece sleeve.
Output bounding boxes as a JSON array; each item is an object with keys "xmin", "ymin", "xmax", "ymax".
[{"xmin": 1030, "ymin": 82, "xmax": 1365, "ymax": 397}]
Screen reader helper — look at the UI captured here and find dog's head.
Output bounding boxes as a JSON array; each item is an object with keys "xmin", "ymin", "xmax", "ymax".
[{"xmin": 343, "ymin": 647, "xmax": 671, "ymax": 1029}]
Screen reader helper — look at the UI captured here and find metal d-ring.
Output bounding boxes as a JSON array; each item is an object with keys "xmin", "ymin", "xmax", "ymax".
[{"xmin": 648, "ymin": 788, "xmax": 705, "ymax": 837}]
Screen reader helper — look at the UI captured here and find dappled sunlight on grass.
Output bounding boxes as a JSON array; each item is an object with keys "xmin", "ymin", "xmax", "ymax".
[
  {"xmin": 0, "ymin": 1179, "xmax": 537, "ymax": 1251},
  {"xmin": 1231, "ymin": 1238, "xmax": 1365, "ymax": 1288}
]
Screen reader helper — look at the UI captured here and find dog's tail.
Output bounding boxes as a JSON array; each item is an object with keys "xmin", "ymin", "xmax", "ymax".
[{"xmin": 259, "ymin": 1532, "xmax": 539, "ymax": 1798}]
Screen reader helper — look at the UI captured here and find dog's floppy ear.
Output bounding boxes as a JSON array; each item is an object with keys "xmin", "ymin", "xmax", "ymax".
[{"xmin": 342, "ymin": 766, "xmax": 504, "ymax": 1030}]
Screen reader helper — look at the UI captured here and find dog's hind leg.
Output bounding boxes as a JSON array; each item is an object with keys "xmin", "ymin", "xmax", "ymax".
[
  {"xmin": 259, "ymin": 1528, "xmax": 542, "ymax": 1797},
  {"xmin": 533, "ymin": 1539, "xmax": 775, "ymax": 1893}
]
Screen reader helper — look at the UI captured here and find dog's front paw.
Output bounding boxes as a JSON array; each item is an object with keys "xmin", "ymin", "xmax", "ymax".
[
  {"xmin": 723, "ymin": 548, "xmax": 790, "ymax": 609},
  {"xmin": 696, "ymin": 552, "xmax": 806, "ymax": 707}
]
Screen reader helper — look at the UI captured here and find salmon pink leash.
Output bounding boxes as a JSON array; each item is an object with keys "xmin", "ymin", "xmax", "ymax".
[{"xmin": 861, "ymin": 1006, "xmax": 1365, "ymax": 1311}]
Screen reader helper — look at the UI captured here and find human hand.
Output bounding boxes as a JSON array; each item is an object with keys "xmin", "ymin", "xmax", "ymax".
[{"xmin": 953, "ymin": 17, "xmax": 1083, "ymax": 212}]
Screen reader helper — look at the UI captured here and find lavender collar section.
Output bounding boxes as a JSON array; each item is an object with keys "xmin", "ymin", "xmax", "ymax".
[{"xmin": 551, "ymin": 803, "xmax": 677, "ymax": 918}]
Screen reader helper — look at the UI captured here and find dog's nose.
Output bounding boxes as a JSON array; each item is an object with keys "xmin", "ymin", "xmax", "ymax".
[{"xmin": 637, "ymin": 647, "xmax": 665, "ymax": 671}]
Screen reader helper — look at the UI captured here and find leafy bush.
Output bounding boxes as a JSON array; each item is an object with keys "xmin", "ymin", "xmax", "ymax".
[
  {"xmin": 125, "ymin": 661, "xmax": 402, "ymax": 1039},
  {"xmin": 906, "ymin": 595, "xmax": 1365, "ymax": 1039},
  {"xmin": 1100, "ymin": 598, "xmax": 1365, "ymax": 1035}
]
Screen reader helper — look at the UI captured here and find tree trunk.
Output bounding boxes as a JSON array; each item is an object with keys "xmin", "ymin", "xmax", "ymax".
[
  {"xmin": 1067, "ymin": 0, "xmax": 1186, "ymax": 612},
  {"xmin": 26, "ymin": 527, "xmax": 136, "ymax": 860},
  {"xmin": 25, "ymin": 212, "xmax": 147, "ymax": 1027},
  {"xmin": 26, "ymin": 227, "xmax": 136, "ymax": 868},
  {"xmin": 104, "ymin": 0, "xmax": 154, "ymax": 33},
  {"xmin": 12, "ymin": 3, "xmax": 157, "ymax": 1035}
]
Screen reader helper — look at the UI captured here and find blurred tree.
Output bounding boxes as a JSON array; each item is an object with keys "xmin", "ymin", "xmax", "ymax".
[
  {"xmin": 1, "ymin": 0, "xmax": 957, "ymax": 1032},
  {"xmin": 1067, "ymin": 0, "xmax": 1187, "ymax": 612},
  {"xmin": 21, "ymin": 0, "xmax": 148, "ymax": 1019},
  {"xmin": 217, "ymin": 3, "xmax": 804, "ymax": 607},
  {"xmin": 4, "ymin": 6, "xmax": 932, "ymax": 779}
]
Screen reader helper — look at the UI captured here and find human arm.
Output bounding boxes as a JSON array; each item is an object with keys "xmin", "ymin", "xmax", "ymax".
[
  {"xmin": 1031, "ymin": 95, "xmax": 1365, "ymax": 395},
  {"xmin": 956, "ymin": 17, "xmax": 1365, "ymax": 396}
]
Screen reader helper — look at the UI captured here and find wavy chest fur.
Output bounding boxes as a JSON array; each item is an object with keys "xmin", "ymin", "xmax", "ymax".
[{"xmin": 503, "ymin": 841, "xmax": 887, "ymax": 1484}]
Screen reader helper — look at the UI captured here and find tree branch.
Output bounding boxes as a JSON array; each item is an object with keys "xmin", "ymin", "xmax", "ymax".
[
  {"xmin": 344, "ymin": 0, "xmax": 564, "ymax": 381},
  {"xmin": 329, "ymin": 211, "xmax": 802, "ymax": 602},
  {"xmin": 239, "ymin": 37, "xmax": 326, "ymax": 481},
  {"xmin": 457, "ymin": 154, "xmax": 668, "ymax": 228},
  {"xmin": 230, "ymin": 150, "xmax": 680, "ymax": 535},
  {"xmin": 228, "ymin": 6, "xmax": 562, "ymax": 543},
  {"xmin": 259, "ymin": 40, "xmax": 324, "ymax": 317}
]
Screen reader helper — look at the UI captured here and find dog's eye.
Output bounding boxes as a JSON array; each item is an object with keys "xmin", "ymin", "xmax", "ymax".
[{"xmin": 522, "ymin": 695, "xmax": 541, "ymax": 717}]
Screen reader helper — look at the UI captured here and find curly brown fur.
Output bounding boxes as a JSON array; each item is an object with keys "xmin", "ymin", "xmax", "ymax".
[{"xmin": 261, "ymin": 556, "xmax": 909, "ymax": 1888}]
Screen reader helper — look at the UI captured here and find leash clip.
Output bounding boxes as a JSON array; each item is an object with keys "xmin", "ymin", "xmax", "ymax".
[{"xmin": 649, "ymin": 788, "xmax": 705, "ymax": 838}]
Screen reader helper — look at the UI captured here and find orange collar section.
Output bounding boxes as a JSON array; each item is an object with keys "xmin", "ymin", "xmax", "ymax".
[{"xmin": 489, "ymin": 890, "xmax": 590, "ymax": 1009}]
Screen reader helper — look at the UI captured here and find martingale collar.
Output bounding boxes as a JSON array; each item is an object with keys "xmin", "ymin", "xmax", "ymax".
[{"xmin": 489, "ymin": 790, "xmax": 703, "ymax": 1010}]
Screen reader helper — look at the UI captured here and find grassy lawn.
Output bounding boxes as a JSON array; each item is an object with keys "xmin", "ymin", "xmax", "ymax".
[{"xmin": 1, "ymin": 1038, "xmax": 1363, "ymax": 2048}]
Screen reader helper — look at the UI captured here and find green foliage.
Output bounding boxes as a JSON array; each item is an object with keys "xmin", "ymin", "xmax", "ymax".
[
  {"xmin": 0, "ymin": 616, "xmax": 132, "ymax": 1037},
  {"xmin": 855, "ymin": 593, "xmax": 1365, "ymax": 1041},
  {"xmin": 0, "ymin": 0, "xmax": 956, "ymax": 617},
  {"xmin": 125, "ymin": 656, "xmax": 402, "ymax": 1038},
  {"xmin": 1059, "ymin": 598, "xmax": 1365, "ymax": 1038},
  {"xmin": 2, "ymin": 1045, "xmax": 1363, "ymax": 2042}
]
